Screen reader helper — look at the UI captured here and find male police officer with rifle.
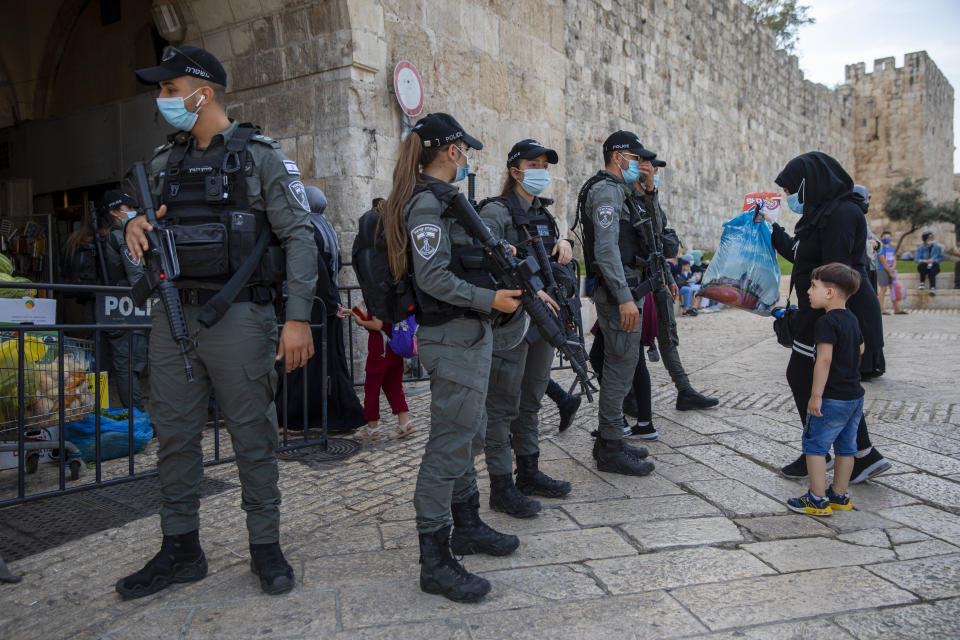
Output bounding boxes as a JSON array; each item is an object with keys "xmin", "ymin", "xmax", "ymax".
[{"xmin": 116, "ymin": 46, "xmax": 317, "ymax": 599}]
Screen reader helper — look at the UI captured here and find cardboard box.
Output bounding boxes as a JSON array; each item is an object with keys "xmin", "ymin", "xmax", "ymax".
[{"xmin": 0, "ymin": 297, "xmax": 56, "ymax": 325}]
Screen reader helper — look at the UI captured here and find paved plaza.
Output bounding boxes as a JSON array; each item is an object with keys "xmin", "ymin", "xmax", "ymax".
[{"xmin": 1, "ymin": 307, "xmax": 959, "ymax": 639}]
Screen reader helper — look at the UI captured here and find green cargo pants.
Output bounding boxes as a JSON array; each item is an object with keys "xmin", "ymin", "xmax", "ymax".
[
  {"xmin": 150, "ymin": 301, "xmax": 281, "ymax": 544},
  {"xmin": 653, "ymin": 287, "xmax": 692, "ymax": 392},
  {"xmin": 414, "ymin": 317, "xmax": 492, "ymax": 533},
  {"xmin": 484, "ymin": 340, "xmax": 530, "ymax": 476},
  {"xmin": 596, "ymin": 301, "xmax": 642, "ymax": 440},
  {"xmin": 509, "ymin": 334, "xmax": 554, "ymax": 455}
]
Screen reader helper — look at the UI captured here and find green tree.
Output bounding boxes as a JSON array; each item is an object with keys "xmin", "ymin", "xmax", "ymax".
[
  {"xmin": 746, "ymin": 0, "xmax": 815, "ymax": 53},
  {"xmin": 883, "ymin": 177, "xmax": 940, "ymax": 253},
  {"xmin": 932, "ymin": 198, "xmax": 960, "ymax": 246}
]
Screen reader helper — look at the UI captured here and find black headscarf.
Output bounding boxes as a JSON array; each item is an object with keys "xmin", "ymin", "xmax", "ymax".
[{"xmin": 775, "ymin": 152, "xmax": 855, "ymax": 231}]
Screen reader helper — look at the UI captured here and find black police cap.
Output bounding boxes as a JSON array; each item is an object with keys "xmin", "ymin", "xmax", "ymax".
[
  {"xmin": 603, "ymin": 130, "xmax": 655, "ymax": 159},
  {"xmin": 507, "ymin": 139, "xmax": 558, "ymax": 164},
  {"xmin": 412, "ymin": 113, "xmax": 483, "ymax": 150},
  {"xmin": 95, "ymin": 190, "xmax": 138, "ymax": 213},
  {"xmin": 136, "ymin": 46, "xmax": 227, "ymax": 86}
]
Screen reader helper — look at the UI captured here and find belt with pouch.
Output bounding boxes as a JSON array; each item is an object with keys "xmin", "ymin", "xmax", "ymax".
[{"xmin": 178, "ymin": 286, "xmax": 273, "ymax": 306}]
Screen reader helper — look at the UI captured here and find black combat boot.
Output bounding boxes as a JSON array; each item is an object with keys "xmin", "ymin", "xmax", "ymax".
[
  {"xmin": 489, "ymin": 473, "xmax": 541, "ymax": 518},
  {"xmin": 593, "ymin": 425, "xmax": 649, "ymax": 460},
  {"xmin": 595, "ymin": 438, "xmax": 655, "ymax": 476},
  {"xmin": 675, "ymin": 388, "xmax": 720, "ymax": 411},
  {"xmin": 547, "ymin": 380, "xmax": 582, "ymax": 433},
  {"xmin": 115, "ymin": 530, "xmax": 207, "ymax": 599},
  {"xmin": 250, "ymin": 542, "xmax": 295, "ymax": 595},
  {"xmin": 419, "ymin": 525, "xmax": 491, "ymax": 602},
  {"xmin": 515, "ymin": 453, "xmax": 572, "ymax": 498},
  {"xmin": 450, "ymin": 491, "xmax": 520, "ymax": 556}
]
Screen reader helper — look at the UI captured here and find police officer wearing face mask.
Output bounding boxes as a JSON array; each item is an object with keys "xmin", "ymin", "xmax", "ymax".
[
  {"xmin": 381, "ymin": 113, "xmax": 524, "ymax": 603},
  {"xmin": 117, "ymin": 46, "xmax": 317, "ymax": 599},
  {"xmin": 575, "ymin": 131, "xmax": 656, "ymax": 476},
  {"xmin": 95, "ymin": 190, "xmax": 148, "ymax": 410},
  {"xmin": 479, "ymin": 139, "xmax": 574, "ymax": 519}
]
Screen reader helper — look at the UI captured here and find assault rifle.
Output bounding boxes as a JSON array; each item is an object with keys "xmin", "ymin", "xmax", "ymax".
[
  {"xmin": 626, "ymin": 196, "xmax": 669, "ymax": 300},
  {"xmin": 440, "ymin": 189, "xmax": 596, "ymax": 400},
  {"xmin": 129, "ymin": 161, "xmax": 195, "ymax": 382}
]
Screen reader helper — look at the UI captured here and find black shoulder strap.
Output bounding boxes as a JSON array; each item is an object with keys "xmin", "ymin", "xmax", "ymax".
[
  {"xmin": 164, "ymin": 131, "xmax": 192, "ymax": 177},
  {"xmin": 573, "ymin": 171, "xmax": 609, "ymax": 231},
  {"xmin": 223, "ymin": 124, "xmax": 259, "ymax": 173}
]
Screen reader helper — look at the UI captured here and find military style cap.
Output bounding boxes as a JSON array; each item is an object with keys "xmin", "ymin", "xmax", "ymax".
[
  {"xmin": 651, "ymin": 157, "xmax": 667, "ymax": 167},
  {"xmin": 412, "ymin": 113, "xmax": 483, "ymax": 150},
  {"xmin": 95, "ymin": 190, "xmax": 138, "ymax": 213},
  {"xmin": 507, "ymin": 139, "xmax": 558, "ymax": 164},
  {"xmin": 603, "ymin": 130, "xmax": 655, "ymax": 159},
  {"xmin": 136, "ymin": 46, "xmax": 227, "ymax": 86}
]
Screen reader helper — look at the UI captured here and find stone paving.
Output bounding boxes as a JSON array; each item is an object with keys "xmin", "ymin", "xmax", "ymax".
[{"xmin": 1, "ymin": 308, "xmax": 959, "ymax": 639}]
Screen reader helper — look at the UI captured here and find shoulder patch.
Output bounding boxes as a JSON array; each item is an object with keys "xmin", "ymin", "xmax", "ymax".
[
  {"xmin": 596, "ymin": 205, "xmax": 615, "ymax": 229},
  {"xmin": 411, "ymin": 223, "xmax": 442, "ymax": 260},
  {"xmin": 283, "ymin": 160, "xmax": 300, "ymax": 175},
  {"xmin": 251, "ymin": 133, "xmax": 281, "ymax": 149},
  {"xmin": 123, "ymin": 247, "xmax": 141, "ymax": 266},
  {"xmin": 288, "ymin": 180, "xmax": 310, "ymax": 211}
]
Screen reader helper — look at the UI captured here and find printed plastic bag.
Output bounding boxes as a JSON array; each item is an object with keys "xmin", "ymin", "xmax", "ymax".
[
  {"xmin": 890, "ymin": 278, "xmax": 906, "ymax": 303},
  {"xmin": 387, "ymin": 315, "xmax": 418, "ymax": 358},
  {"xmin": 65, "ymin": 408, "xmax": 154, "ymax": 462},
  {"xmin": 700, "ymin": 202, "xmax": 781, "ymax": 314}
]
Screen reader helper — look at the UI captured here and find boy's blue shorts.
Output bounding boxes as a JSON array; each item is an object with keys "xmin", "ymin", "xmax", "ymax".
[{"xmin": 802, "ymin": 397, "xmax": 863, "ymax": 457}]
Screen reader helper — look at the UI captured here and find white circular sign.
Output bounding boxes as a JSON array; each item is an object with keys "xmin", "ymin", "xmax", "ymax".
[{"xmin": 393, "ymin": 61, "xmax": 424, "ymax": 116}]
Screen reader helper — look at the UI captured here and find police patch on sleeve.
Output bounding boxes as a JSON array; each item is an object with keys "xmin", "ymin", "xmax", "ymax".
[
  {"xmin": 288, "ymin": 180, "xmax": 310, "ymax": 211},
  {"xmin": 283, "ymin": 160, "xmax": 300, "ymax": 175},
  {"xmin": 411, "ymin": 223, "xmax": 441, "ymax": 260},
  {"xmin": 123, "ymin": 247, "xmax": 141, "ymax": 266},
  {"xmin": 596, "ymin": 205, "xmax": 615, "ymax": 229}
]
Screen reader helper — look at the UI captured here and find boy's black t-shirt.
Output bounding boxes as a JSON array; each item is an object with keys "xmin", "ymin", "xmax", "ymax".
[{"xmin": 814, "ymin": 308, "xmax": 864, "ymax": 400}]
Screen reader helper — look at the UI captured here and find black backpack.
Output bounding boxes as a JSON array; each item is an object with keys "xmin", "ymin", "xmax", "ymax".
[{"xmin": 351, "ymin": 203, "xmax": 418, "ymax": 323}]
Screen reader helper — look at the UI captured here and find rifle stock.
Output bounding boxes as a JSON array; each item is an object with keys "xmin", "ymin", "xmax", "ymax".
[{"xmin": 130, "ymin": 161, "xmax": 195, "ymax": 382}]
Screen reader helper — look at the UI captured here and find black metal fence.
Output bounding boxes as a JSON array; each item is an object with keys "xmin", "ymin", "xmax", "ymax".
[{"xmin": 0, "ymin": 282, "xmax": 328, "ymax": 508}]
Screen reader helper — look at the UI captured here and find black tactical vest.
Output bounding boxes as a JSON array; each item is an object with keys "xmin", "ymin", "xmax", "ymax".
[
  {"xmin": 576, "ymin": 172, "xmax": 645, "ymax": 284},
  {"xmin": 160, "ymin": 124, "xmax": 283, "ymax": 289},
  {"xmin": 409, "ymin": 181, "xmax": 497, "ymax": 326}
]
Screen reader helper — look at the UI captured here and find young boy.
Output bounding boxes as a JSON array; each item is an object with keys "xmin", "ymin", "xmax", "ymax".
[
  {"xmin": 787, "ymin": 263, "xmax": 865, "ymax": 516},
  {"xmin": 876, "ymin": 231, "xmax": 904, "ymax": 315}
]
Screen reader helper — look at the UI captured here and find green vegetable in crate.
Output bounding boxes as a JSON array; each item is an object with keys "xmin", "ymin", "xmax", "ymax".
[
  {"xmin": 0, "ymin": 272, "xmax": 36, "ymax": 298},
  {"xmin": 0, "ymin": 253, "xmax": 12, "ymax": 275},
  {"xmin": 0, "ymin": 336, "xmax": 45, "ymax": 422}
]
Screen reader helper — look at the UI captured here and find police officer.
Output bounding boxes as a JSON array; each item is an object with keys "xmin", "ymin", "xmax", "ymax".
[
  {"xmin": 635, "ymin": 157, "xmax": 719, "ymax": 413},
  {"xmin": 480, "ymin": 139, "xmax": 574, "ymax": 518},
  {"xmin": 380, "ymin": 113, "xmax": 522, "ymax": 603},
  {"xmin": 116, "ymin": 46, "xmax": 317, "ymax": 598},
  {"xmin": 576, "ymin": 131, "xmax": 656, "ymax": 476},
  {"xmin": 95, "ymin": 190, "xmax": 148, "ymax": 410}
]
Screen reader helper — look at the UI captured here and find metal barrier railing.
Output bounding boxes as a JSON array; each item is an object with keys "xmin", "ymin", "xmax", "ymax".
[{"xmin": 0, "ymin": 282, "xmax": 328, "ymax": 507}]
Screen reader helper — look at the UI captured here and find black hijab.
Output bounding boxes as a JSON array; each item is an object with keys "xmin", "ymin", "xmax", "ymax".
[{"xmin": 775, "ymin": 152, "xmax": 855, "ymax": 232}]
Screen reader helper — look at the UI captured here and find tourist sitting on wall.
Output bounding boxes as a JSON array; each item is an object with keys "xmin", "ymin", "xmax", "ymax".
[
  {"xmin": 674, "ymin": 255, "xmax": 701, "ymax": 317},
  {"xmin": 915, "ymin": 231, "xmax": 943, "ymax": 295}
]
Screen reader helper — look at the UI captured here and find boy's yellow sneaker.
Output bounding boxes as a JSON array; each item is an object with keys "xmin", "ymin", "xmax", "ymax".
[
  {"xmin": 826, "ymin": 486, "xmax": 853, "ymax": 511},
  {"xmin": 787, "ymin": 491, "xmax": 833, "ymax": 516}
]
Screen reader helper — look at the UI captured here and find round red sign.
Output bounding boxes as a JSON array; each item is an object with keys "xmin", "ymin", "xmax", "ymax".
[{"xmin": 393, "ymin": 61, "xmax": 424, "ymax": 117}]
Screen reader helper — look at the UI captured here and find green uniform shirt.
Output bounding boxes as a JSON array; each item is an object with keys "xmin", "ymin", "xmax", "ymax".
[
  {"xmin": 146, "ymin": 120, "xmax": 318, "ymax": 321},
  {"xmin": 585, "ymin": 170, "xmax": 641, "ymax": 304},
  {"xmin": 404, "ymin": 176, "xmax": 496, "ymax": 314}
]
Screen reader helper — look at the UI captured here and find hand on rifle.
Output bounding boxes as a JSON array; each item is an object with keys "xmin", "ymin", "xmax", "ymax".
[
  {"xmin": 125, "ymin": 204, "xmax": 167, "ymax": 260},
  {"xmin": 551, "ymin": 239, "xmax": 573, "ymax": 265},
  {"xmin": 493, "ymin": 289, "xmax": 522, "ymax": 313},
  {"xmin": 537, "ymin": 289, "xmax": 560, "ymax": 315}
]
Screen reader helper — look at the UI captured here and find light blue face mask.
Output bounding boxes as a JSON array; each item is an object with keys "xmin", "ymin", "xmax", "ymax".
[
  {"xmin": 786, "ymin": 179, "xmax": 805, "ymax": 214},
  {"xmin": 125, "ymin": 210, "xmax": 138, "ymax": 220},
  {"xmin": 156, "ymin": 88, "xmax": 203, "ymax": 131},
  {"xmin": 653, "ymin": 174, "xmax": 660, "ymax": 189},
  {"xmin": 453, "ymin": 146, "xmax": 471, "ymax": 183},
  {"xmin": 520, "ymin": 168, "xmax": 551, "ymax": 196},
  {"xmin": 619, "ymin": 155, "xmax": 641, "ymax": 184}
]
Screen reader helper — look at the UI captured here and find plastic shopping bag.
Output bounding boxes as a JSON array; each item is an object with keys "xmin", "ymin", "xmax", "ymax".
[
  {"xmin": 700, "ymin": 200, "xmax": 781, "ymax": 314},
  {"xmin": 890, "ymin": 278, "xmax": 906, "ymax": 303}
]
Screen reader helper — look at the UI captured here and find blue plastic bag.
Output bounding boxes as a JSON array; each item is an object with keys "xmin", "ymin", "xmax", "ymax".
[
  {"xmin": 65, "ymin": 408, "xmax": 154, "ymax": 462},
  {"xmin": 700, "ymin": 211, "xmax": 781, "ymax": 314}
]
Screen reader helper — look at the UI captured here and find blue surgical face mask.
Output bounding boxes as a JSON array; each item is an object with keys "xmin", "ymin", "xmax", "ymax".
[
  {"xmin": 520, "ymin": 168, "xmax": 551, "ymax": 196},
  {"xmin": 619, "ymin": 155, "xmax": 641, "ymax": 184},
  {"xmin": 786, "ymin": 192, "xmax": 803, "ymax": 214},
  {"xmin": 881, "ymin": 237, "xmax": 891, "ymax": 245},
  {"xmin": 653, "ymin": 174, "xmax": 660, "ymax": 189},
  {"xmin": 125, "ymin": 210, "xmax": 138, "ymax": 220},
  {"xmin": 156, "ymin": 88, "xmax": 203, "ymax": 131},
  {"xmin": 453, "ymin": 146, "xmax": 471, "ymax": 183}
]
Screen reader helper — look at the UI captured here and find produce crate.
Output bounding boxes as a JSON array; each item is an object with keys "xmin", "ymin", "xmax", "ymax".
[{"xmin": 0, "ymin": 332, "xmax": 103, "ymax": 437}]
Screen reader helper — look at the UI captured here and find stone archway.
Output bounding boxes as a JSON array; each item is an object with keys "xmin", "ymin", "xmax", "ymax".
[{"xmin": 32, "ymin": 0, "xmax": 92, "ymax": 120}]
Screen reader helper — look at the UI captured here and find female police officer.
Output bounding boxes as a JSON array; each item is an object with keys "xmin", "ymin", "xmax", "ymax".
[
  {"xmin": 380, "ymin": 113, "xmax": 522, "ymax": 603},
  {"xmin": 480, "ymin": 139, "xmax": 575, "ymax": 519}
]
